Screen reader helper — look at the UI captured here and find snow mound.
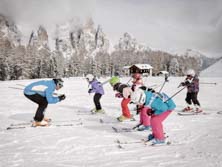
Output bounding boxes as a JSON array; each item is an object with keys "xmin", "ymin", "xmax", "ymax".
[{"xmin": 200, "ymin": 58, "xmax": 222, "ymax": 77}]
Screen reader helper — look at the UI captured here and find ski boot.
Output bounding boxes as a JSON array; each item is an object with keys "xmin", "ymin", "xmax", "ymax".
[
  {"xmin": 90, "ymin": 108, "xmax": 96, "ymax": 113},
  {"xmin": 95, "ymin": 109, "xmax": 105, "ymax": 114},
  {"xmin": 147, "ymin": 134, "xmax": 154, "ymax": 141},
  {"xmin": 32, "ymin": 120, "xmax": 49, "ymax": 127},
  {"xmin": 195, "ymin": 107, "xmax": 203, "ymax": 113},
  {"xmin": 182, "ymin": 106, "xmax": 193, "ymax": 112},
  {"xmin": 151, "ymin": 139, "xmax": 166, "ymax": 146},
  {"xmin": 43, "ymin": 117, "xmax": 52, "ymax": 122},
  {"xmin": 117, "ymin": 114, "xmax": 135, "ymax": 122},
  {"xmin": 137, "ymin": 125, "xmax": 151, "ymax": 131}
]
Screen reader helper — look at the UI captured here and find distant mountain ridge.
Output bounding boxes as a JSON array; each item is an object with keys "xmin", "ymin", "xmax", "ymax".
[
  {"xmin": 200, "ymin": 58, "xmax": 222, "ymax": 77},
  {"xmin": 0, "ymin": 14, "xmax": 220, "ymax": 80}
]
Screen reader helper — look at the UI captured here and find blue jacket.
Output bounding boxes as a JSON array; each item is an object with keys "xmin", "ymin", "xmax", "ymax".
[
  {"xmin": 24, "ymin": 80, "xmax": 60, "ymax": 104},
  {"xmin": 144, "ymin": 91, "xmax": 176, "ymax": 115},
  {"xmin": 89, "ymin": 79, "xmax": 104, "ymax": 95}
]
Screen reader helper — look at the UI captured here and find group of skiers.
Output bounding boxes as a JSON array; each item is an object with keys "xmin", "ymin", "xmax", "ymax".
[{"xmin": 23, "ymin": 68, "xmax": 202, "ymax": 145}]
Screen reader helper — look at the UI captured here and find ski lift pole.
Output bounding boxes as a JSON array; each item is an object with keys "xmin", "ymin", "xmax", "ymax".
[{"xmin": 164, "ymin": 86, "xmax": 186, "ymax": 103}]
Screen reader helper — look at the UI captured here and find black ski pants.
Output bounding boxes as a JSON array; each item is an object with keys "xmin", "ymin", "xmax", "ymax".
[
  {"xmin": 185, "ymin": 92, "xmax": 200, "ymax": 106},
  {"xmin": 24, "ymin": 93, "xmax": 48, "ymax": 121},
  {"xmin": 93, "ymin": 93, "xmax": 102, "ymax": 110}
]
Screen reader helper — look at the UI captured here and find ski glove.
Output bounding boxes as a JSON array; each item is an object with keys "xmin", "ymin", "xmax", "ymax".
[
  {"xmin": 147, "ymin": 109, "xmax": 155, "ymax": 116},
  {"xmin": 115, "ymin": 93, "xmax": 123, "ymax": 98},
  {"xmin": 59, "ymin": 94, "xmax": 66, "ymax": 101},
  {"xmin": 181, "ymin": 80, "xmax": 191, "ymax": 86},
  {"xmin": 88, "ymin": 89, "xmax": 93, "ymax": 93},
  {"xmin": 136, "ymin": 105, "xmax": 144, "ymax": 114},
  {"xmin": 179, "ymin": 82, "xmax": 188, "ymax": 87}
]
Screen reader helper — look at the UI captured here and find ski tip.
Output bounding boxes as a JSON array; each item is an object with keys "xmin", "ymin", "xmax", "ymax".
[
  {"xmin": 150, "ymin": 141, "xmax": 171, "ymax": 146},
  {"xmin": 112, "ymin": 127, "xmax": 118, "ymax": 132},
  {"xmin": 118, "ymin": 144, "xmax": 124, "ymax": 149},
  {"xmin": 166, "ymin": 141, "xmax": 171, "ymax": 145},
  {"xmin": 217, "ymin": 111, "xmax": 222, "ymax": 114},
  {"xmin": 6, "ymin": 126, "xmax": 26, "ymax": 130},
  {"xmin": 115, "ymin": 139, "xmax": 121, "ymax": 144},
  {"xmin": 130, "ymin": 118, "xmax": 136, "ymax": 121},
  {"xmin": 99, "ymin": 119, "xmax": 104, "ymax": 123}
]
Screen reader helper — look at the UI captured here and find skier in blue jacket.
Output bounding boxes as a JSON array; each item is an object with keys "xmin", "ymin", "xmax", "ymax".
[
  {"xmin": 24, "ymin": 78, "xmax": 66, "ymax": 126},
  {"xmin": 86, "ymin": 74, "xmax": 105, "ymax": 113}
]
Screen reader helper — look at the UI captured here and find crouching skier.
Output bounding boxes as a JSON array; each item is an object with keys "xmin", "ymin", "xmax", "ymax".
[
  {"xmin": 109, "ymin": 76, "xmax": 134, "ymax": 122},
  {"xmin": 131, "ymin": 74, "xmax": 151, "ymax": 131},
  {"xmin": 24, "ymin": 78, "xmax": 66, "ymax": 127},
  {"xmin": 86, "ymin": 74, "xmax": 105, "ymax": 114},
  {"xmin": 130, "ymin": 88, "xmax": 176, "ymax": 145}
]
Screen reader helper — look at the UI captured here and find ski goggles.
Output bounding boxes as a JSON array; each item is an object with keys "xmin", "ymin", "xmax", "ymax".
[{"xmin": 57, "ymin": 81, "xmax": 64, "ymax": 88}]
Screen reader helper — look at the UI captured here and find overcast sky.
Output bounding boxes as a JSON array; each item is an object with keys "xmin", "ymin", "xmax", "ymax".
[{"xmin": 0, "ymin": 0, "xmax": 222, "ymax": 57}]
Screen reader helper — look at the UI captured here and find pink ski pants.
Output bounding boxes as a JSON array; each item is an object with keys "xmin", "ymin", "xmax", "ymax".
[
  {"xmin": 151, "ymin": 110, "xmax": 172, "ymax": 140},
  {"xmin": 139, "ymin": 107, "xmax": 151, "ymax": 126}
]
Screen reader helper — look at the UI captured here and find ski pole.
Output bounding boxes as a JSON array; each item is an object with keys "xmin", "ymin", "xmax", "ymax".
[
  {"xmin": 126, "ymin": 78, "xmax": 132, "ymax": 85},
  {"xmin": 101, "ymin": 78, "xmax": 111, "ymax": 85},
  {"xmin": 147, "ymin": 84, "xmax": 159, "ymax": 88},
  {"xmin": 200, "ymin": 82, "xmax": 217, "ymax": 85},
  {"xmin": 158, "ymin": 80, "xmax": 166, "ymax": 93},
  {"xmin": 158, "ymin": 74, "xmax": 169, "ymax": 93},
  {"xmin": 8, "ymin": 86, "xmax": 24, "ymax": 90},
  {"xmin": 132, "ymin": 123, "xmax": 142, "ymax": 130},
  {"xmin": 16, "ymin": 83, "xmax": 26, "ymax": 87},
  {"xmin": 8, "ymin": 86, "xmax": 63, "ymax": 96},
  {"xmin": 164, "ymin": 86, "xmax": 186, "ymax": 103}
]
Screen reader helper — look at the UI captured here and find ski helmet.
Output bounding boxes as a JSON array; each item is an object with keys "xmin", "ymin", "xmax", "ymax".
[
  {"xmin": 132, "ymin": 73, "xmax": 141, "ymax": 80},
  {"xmin": 109, "ymin": 76, "xmax": 120, "ymax": 86},
  {"xmin": 130, "ymin": 89, "xmax": 146, "ymax": 105},
  {"xmin": 186, "ymin": 69, "xmax": 195, "ymax": 77},
  {"xmin": 53, "ymin": 78, "xmax": 64, "ymax": 88},
  {"xmin": 86, "ymin": 74, "xmax": 94, "ymax": 82}
]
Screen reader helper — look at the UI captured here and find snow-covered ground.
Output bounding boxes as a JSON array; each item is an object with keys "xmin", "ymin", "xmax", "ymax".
[{"xmin": 0, "ymin": 77, "xmax": 222, "ymax": 167}]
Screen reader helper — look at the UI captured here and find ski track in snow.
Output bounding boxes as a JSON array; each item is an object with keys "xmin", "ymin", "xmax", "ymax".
[{"xmin": 0, "ymin": 77, "xmax": 222, "ymax": 167}]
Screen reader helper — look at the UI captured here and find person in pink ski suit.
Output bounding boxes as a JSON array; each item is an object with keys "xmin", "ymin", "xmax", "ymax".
[
  {"xmin": 131, "ymin": 73, "xmax": 151, "ymax": 131},
  {"xmin": 130, "ymin": 88, "xmax": 176, "ymax": 145}
]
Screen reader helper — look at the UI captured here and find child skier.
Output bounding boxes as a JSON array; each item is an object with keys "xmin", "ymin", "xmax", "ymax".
[
  {"xmin": 180, "ymin": 69, "xmax": 202, "ymax": 113},
  {"xmin": 24, "ymin": 78, "xmax": 66, "ymax": 127},
  {"xmin": 86, "ymin": 74, "xmax": 105, "ymax": 113},
  {"xmin": 130, "ymin": 88, "xmax": 176, "ymax": 145},
  {"xmin": 131, "ymin": 73, "xmax": 144, "ymax": 91},
  {"xmin": 109, "ymin": 76, "xmax": 134, "ymax": 122},
  {"xmin": 131, "ymin": 73, "xmax": 151, "ymax": 131}
]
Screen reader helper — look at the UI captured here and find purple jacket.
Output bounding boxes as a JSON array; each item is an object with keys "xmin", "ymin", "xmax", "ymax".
[
  {"xmin": 186, "ymin": 75, "xmax": 199, "ymax": 93},
  {"xmin": 89, "ymin": 79, "xmax": 104, "ymax": 95}
]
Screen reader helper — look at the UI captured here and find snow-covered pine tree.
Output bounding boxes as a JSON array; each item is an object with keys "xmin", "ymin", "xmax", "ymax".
[{"xmin": 169, "ymin": 57, "xmax": 180, "ymax": 76}]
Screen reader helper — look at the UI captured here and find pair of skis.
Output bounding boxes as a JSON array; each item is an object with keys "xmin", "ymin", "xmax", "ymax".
[
  {"xmin": 111, "ymin": 123, "xmax": 145, "ymax": 133},
  {"xmin": 112, "ymin": 126, "xmax": 137, "ymax": 133},
  {"xmin": 177, "ymin": 110, "xmax": 209, "ymax": 116},
  {"xmin": 6, "ymin": 119, "xmax": 83, "ymax": 130},
  {"xmin": 115, "ymin": 138, "xmax": 171, "ymax": 149}
]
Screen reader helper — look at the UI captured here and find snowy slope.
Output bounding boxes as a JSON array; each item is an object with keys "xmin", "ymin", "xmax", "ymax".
[
  {"xmin": 0, "ymin": 77, "xmax": 222, "ymax": 167},
  {"xmin": 200, "ymin": 58, "xmax": 222, "ymax": 77}
]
